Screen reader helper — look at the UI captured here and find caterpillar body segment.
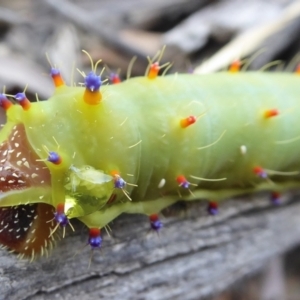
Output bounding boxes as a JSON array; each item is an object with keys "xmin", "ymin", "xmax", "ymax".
[{"xmin": 0, "ymin": 67, "xmax": 300, "ymax": 256}]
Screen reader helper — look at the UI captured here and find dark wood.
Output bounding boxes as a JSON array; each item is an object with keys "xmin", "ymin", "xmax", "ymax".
[{"xmin": 1, "ymin": 191, "xmax": 300, "ymax": 300}]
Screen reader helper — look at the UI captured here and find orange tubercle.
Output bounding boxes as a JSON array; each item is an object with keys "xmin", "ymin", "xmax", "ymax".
[
  {"xmin": 52, "ymin": 74, "xmax": 64, "ymax": 87},
  {"xmin": 20, "ymin": 99, "xmax": 31, "ymax": 111},
  {"xmin": 148, "ymin": 62, "xmax": 160, "ymax": 79},
  {"xmin": 229, "ymin": 60, "xmax": 241, "ymax": 73},
  {"xmin": 51, "ymin": 68, "xmax": 65, "ymax": 87},
  {"xmin": 180, "ymin": 116, "xmax": 197, "ymax": 128},
  {"xmin": 110, "ymin": 170, "xmax": 120, "ymax": 177},
  {"xmin": 295, "ymin": 63, "xmax": 300, "ymax": 74},
  {"xmin": 83, "ymin": 89, "xmax": 102, "ymax": 105},
  {"xmin": 263, "ymin": 109, "xmax": 279, "ymax": 119}
]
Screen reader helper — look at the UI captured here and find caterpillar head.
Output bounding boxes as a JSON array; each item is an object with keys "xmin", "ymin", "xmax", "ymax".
[
  {"xmin": 0, "ymin": 69, "xmax": 120, "ymax": 256},
  {"xmin": 0, "ymin": 117, "xmax": 56, "ymax": 257}
]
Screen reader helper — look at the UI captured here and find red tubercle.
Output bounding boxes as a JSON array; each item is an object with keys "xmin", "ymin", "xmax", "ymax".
[
  {"xmin": 271, "ymin": 191, "xmax": 281, "ymax": 205},
  {"xmin": 208, "ymin": 201, "xmax": 218, "ymax": 209},
  {"xmin": 47, "ymin": 151, "xmax": 62, "ymax": 165},
  {"xmin": 15, "ymin": 93, "xmax": 31, "ymax": 111},
  {"xmin": 253, "ymin": 166, "xmax": 267, "ymax": 178},
  {"xmin": 110, "ymin": 73, "xmax": 121, "ymax": 84},
  {"xmin": 207, "ymin": 201, "xmax": 219, "ymax": 215},
  {"xmin": 56, "ymin": 203, "xmax": 65, "ymax": 214},
  {"xmin": 149, "ymin": 214, "xmax": 163, "ymax": 231},
  {"xmin": 89, "ymin": 227, "xmax": 101, "ymax": 238},
  {"xmin": 176, "ymin": 175, "xmax": 191, "ymax": 189},
  {"xmin": 88, "ymin": 228, "xmax": 102, "ymax": 249},
  {"xmin": 264, "ymin": 108, "xmax": 279, "ymax": 119},
  {"xmin": 271, "ymin": 191, "xmax": 280, "ymax": 199},
  {"xmin": 180, "ymin": 116, "xmax": 197, "ymax": 128},
  {"xmin": 0, "ymin": 94, "xmax": 12, "ymax": 111},
  {"xmin": 229, "ymin": 60, "xmax": 242, "ymax": 73},
  {"xmin": 149, "ymin": 214, "xmax": 159, "ymax": 222},
  {"xmin": 176, "ymin": 175, "xmax": 187, "ymax": 185},
  {"xmin": 148, "ymin": 62, "xmax": 160, "ymax": 79}
]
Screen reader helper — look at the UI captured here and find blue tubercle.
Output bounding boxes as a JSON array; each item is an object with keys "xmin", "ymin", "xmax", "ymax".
[{"xmin": 85, "ymin": 71, "xmax": 102, "ymax": 92}]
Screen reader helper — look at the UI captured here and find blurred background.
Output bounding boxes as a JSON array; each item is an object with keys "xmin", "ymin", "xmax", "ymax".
[{"xmin": 1, "ymin": 0, "xmax": 300, "ymax": 299}]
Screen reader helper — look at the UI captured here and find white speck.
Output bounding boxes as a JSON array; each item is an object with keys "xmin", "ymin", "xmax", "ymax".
[
  {"xmin": 18, "ymin": 180, "xmax": 25, "ymax": 184},
  {"xmin": 17, "ymin": 161, "xmax": 22, "ymax": 166},
  {"xmin": 4, "ymin": 166, "xmax": 10, "ymax": 170},
  {"xmin": 3, "ymin": 150, "xmax": 7, "ymax": 156},
  {"xmin": 240, "ymin": 145, "xmax": 247, "ymax": 155},
  {"xmin": 12, "ymin": 173, "xmax": 19, "ymax": 178},
  {"xmin": 23, "ymin": 161, "xmax": 30, "ymax": 168},
  {"xmin": 158, "ymin": 178, "xmax": 166, "ymax": 188},
  {"xmin": 14, "ymin": 143, "xmax": 19, "ymax": 148},
  {"xmin": 16, "ymin": 152, "xmax": 21, "ymax": 158},
  {"xmin": 0, "ymin": 159, "xmax": 5, "ymax": 163},
  {"xmin": 39, "ymin": 195, "xmax": 44, "ymax": 199},
  {"xmin": 8, "ymin": 180, "xmax": 15, "ymax": 184},
  {"xmin": 31, "ymin": 173, "xmax": 38, "ymax": 178},
  {"xmin": 0, "ymin": 177, "xmax": 5, "ymax": 181}
]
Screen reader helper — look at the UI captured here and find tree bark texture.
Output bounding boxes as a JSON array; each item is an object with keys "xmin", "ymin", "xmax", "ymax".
[{"xmin": 1, "ymin": 191, "xmax": 300, "ymax": 300}]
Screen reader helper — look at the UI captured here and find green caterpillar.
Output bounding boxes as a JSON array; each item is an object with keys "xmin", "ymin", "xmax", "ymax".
[{"xmin": 0, "ymin": 55, "xmax": 300, "ymax": 259}]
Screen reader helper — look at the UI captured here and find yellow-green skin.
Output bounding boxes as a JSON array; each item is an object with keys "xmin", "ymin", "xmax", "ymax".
[{"xmin": 1, "ymin": 72, "xmax": 300, "ymax": 228}]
